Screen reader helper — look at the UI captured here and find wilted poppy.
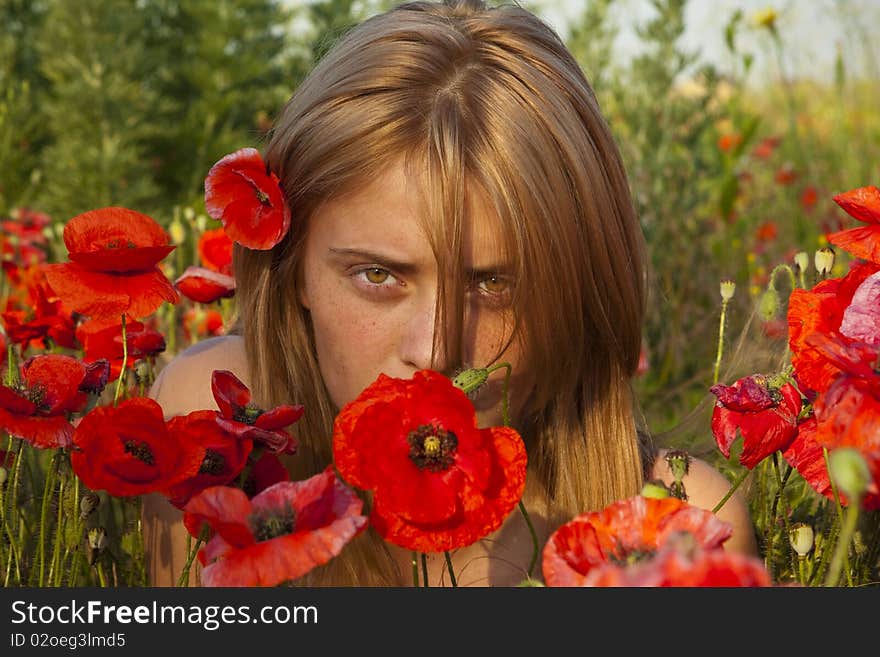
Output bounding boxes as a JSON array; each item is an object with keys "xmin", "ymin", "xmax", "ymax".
[
  {"xmin": 42, "ymin": 207, "xmax": 178, "ymax": 321},
  {"xmin": 827, "ymin": 186, "xmax": 880, "ymax": 264},
  {"xmin": 164, "ymin": 410, "xmax": 253, "ymax": 508},
  {"xmin": 184, "ymin": 467, "xmax": 367, "ymax": 586},
  {"xmin": 541, "ymin": 496, "xmax": 734, "ymax": 587},
  {"xmin": 211, "ymin": 370, "xmax": 302, "ymax": 454},
  {"xmin": 204, "ymin": 148, "xmax": 290, "ymax": 250},
  {"xmin": 71, "ymin": 397, "xmax": 204, "ymax": 497},
  {"xmin": 0, "ymin": 354, "xmax": 96, "ymax": 448},
  {"xmin": 333, "ymin": 369, "xmax": 527, "ymax": 553},
  {"xmin": 710, "ymin": 374, "xmax": 802, "ymax": 468},
  {"xmin": 174, "ymin": 266, "xmax": 236, "ymax": 304}
]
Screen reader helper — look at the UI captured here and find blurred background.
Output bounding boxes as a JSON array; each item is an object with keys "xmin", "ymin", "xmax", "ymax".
[{"xmin": 2, "ymin": 0, "xmax": 879, "ymax": 450}]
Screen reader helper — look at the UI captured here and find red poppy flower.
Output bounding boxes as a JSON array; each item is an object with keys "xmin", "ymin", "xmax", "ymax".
[
  {"xmin": 755, "ymin": 220, "xmax": 778, "ymax": 242},
  {"xmin": 0, "ymin": 354, "xmax": 94, "ymax": 449},
  {"xmin": 76, "ymin": 319, "xmax": 166, "ymax": 381},
  {"xmin": 827, "ymin": 186, "xmax": 880, "ymax": 263},
  {"xmin": 42, "ymin": 207, "xmax": 178, "ymax": 321},
  {"xmin": 717, "ymin": 133, "xmax": 742, "ymax": 153},
  {"xmin": 782, "ymin": 416, "xmax": 834, "ymax": 502},
  {"xmin": 774, "ymin": 164, "xmax": 797, "ymax": 185},
  {"xmin": 71, "ymin": 397, "xmax": 204, "ymax": 497},
  {"xmin": 787, "ymin": 260, "xmax": 880, "ymax": 393},
  {"xmin": 174, "ymin": 266, "xmax": 236, "ymax": 304},
  {"xmin": 198, "ymin": 228, "xmax": 234, "ymax": 276},
  {"xmin": 710, "ymin": 375, "xmax": 802, "ymax": 468},
  {"xmin": 812, "ymin": 376, "xmax": 880, "ymax": 509},
  {"xmin": 183, "ymin": 308, "xmax": 225, "ymax": 341},
  {"xmin": 2, "ymin": 208, "xmax": 50, "ymax": 244},
  {"xmin": 541, "ymin": 496, "xmax": 733, "ymax": 587},
  {"xmin": 333, "ymin": 369, "xmax": 527, "ymax": 553},
  {"xmin": 751, "ymin": 136, "xmax": 781, "ymax": 160},
  {"xmin": 582, "ymin": 539, "xmax": 772, "ymax": 587},
  {"xmin": 204, "ymin": 148, "xmax": 290, "ymax": 250},
  {"xmin": 164, "ymin": 410, "xmax": 253, "ymax": 508},
  {"xmin": 801, "ymin": 185, "xmax": 819, "ymax": 212},
  {"xmin": 1, "ymin": 269, "xmax": 77, "ymax": 350},
  {"xmin": 211, "ymin": 370, "xmax": 302, "ymax": 454},
  {"xmin": 183, "ymin": 467, "xmax": 367, "ymax": 586}
]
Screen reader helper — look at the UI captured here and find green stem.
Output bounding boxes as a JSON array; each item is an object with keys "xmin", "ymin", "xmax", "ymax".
[
  {"xmin": 421, "ymin": 553, "xmax": 429, "ymax": 588},
  {"xmin": 3, "ymin": 439, "xmax": 24, "ymax": 586},
  {"xmin": 822, "ymin": 447, "xmax": 853, "ymax": 586},
  {"xmin": 37, "ymin": 452, "xmax": 59, "ymax": 586},
  {"xmin": 113, "ymin": 313, "xmax": 128, "ymax": 406},
  {"xmin": 444, "ymin": 551, "xmax": 457, "ymax": 587},
  {"xmin": 48, "ymin": 465, "xmax": 67, "ymax": 587},
  {"xmin": 824, "ymin": 500, "xmax": 860, "ymax": 586},
  {"xmin": 713, "ymin": 298, "xmax": 730, "ymax": 385},
  {"xmin": 486, "ymin": 361, "xmax": 539, "ymax": 576},
  {"xmin": 771, "ymin": 454, "xmax": 796, "ymax": 579},
  {"xmin": 712, "ymin": 468, "xmax": 749, "ymax": 514},
  {"xmin": 798, "ymin": 556, "xmax": 807, "ymax": 586},
  {"xmin": 96, "ymin": 562, "xmax": 107, "ymax": 587},
  {"xmin": 411, "ymin": 551, "xmax": 419, "ymax": 587},
  {"xmin": 177, "ymin": 526, "xmax": 208, "ymax": 587}
]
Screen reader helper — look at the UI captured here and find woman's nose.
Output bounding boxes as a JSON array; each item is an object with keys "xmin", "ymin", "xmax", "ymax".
[{"xmin": 398, "ymin": 294, "xmax": 449, "ymax": 374}]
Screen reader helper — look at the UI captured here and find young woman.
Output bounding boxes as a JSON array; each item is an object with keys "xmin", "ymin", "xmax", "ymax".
[{"xmin": 143, "ymin": 0, "xmax": 757, "ymax": 586}]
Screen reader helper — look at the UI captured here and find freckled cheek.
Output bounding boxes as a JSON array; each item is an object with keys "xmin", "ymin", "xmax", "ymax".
[{"xmin": 309, "ymin": 288, "xmax": 402, "ymax": 408}]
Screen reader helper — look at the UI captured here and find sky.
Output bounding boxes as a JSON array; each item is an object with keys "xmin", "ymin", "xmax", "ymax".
[{"xmin": 531, "ymin": 0, "xmax": 880, "ymax": 83}]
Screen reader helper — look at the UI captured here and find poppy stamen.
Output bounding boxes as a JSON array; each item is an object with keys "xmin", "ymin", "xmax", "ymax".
[
  {"xmin": 124, "ymin": 440, "xmax": 155, "ymax": 465},
  {"xmin": 407, "ymin": 424, "xmax": 457, "ymax": 472},
  {"xmin": 250, "ymin": 503, "xmax": 296, "ymax": 542},
  {"xmin": 233, "ymin": 405, "xmax": 264, "ymax": 425},
  {"xmin": 198, "ymin": 449, "xmax": 226, "ymax": 476}
]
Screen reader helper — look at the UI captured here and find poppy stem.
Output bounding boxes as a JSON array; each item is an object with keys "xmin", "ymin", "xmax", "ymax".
[
  {"xmin": 421, "ymin": 553, "xmax": 429, "ymax": 587},
  {"xmin": 411, "ymin": 551, "xmax": 419, "ymax": 587},
  {"xmin": 5, "ymin": 343, "xmax": 16, "ymax": 386},
  {"xmin": 712, "ymin": 468, "xmax": 749, "ymax": 514},
  {"xmin": 444, "ymin": 551, "xmax": 457, "ymax": 587},
  {"xmin": 37, "ymin": 451, "xmax": 59, "ymax": 586},
  {"xmin": 3, "ymin": 438, "xmax": 24, "ymax": 586},
  {"xmin": 824, "ymin": 499, "xmax": 860, "ymax": 587},
  {"xmin": 485, "ymin": 362, "xmax": 513, "ymax": 427},
  {"xmin": 113, "ymin": 314, "xmax": 129, "ymax": 407},
  {"xmin": 713, "ymin": 296, "xmax": 730, "ymax": 385},
  {"xmin": 177, "ymin": 526, "xmax": 208, "ymax": 587},
  {"xmin": 822, "ymin": 447, "xmax": 853, "ymax": 586}
]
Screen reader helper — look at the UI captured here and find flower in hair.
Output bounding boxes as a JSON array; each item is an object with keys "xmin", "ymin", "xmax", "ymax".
[{"xmin": 204, "ymin": 148, "xmax": 291, "ymax": 250}]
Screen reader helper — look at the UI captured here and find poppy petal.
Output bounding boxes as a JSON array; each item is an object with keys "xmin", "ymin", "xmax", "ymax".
[
  {"xmin": 827, "ymin": 225, "xmax": 880, "ymax": 264},
  {"xmin": 183, "ymin": 485, "xmax": 255, "ymax": 548},
  {"xmin": 70, "ymin": 246, "xmax": 176, "ymax": 273},
  {"xmin": 174, "ymin": 266, "xmax": 236, "ymax": 304},
  {"xmin": 832, "ymin": 185, "xmax": 880, "ymax": 224}
]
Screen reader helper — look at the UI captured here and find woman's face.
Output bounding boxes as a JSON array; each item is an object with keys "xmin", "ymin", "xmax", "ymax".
[{"xmin": 298, "ymin": 159, "xmax": 531, "ymax": 428}]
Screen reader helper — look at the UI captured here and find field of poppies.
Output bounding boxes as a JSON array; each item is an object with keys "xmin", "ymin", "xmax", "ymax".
[{"xmin": 1, "ymin": 1, "xmax": 879, "ymax": 587}]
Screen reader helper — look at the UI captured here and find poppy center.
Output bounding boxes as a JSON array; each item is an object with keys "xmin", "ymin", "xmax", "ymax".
[
  {"xmin": 250, "ymin": 503, "xmax": 296, "ymax": 542},
  {"xmin": 124, "ymin": 440, "xmax": 155, "ymax": 465},
  {"xmin": 254, "ymin": 188, "xmax": 271, "ymax": 205},
  {"xmin": 610, "ymin": 546, "xmax": 656, "ymax": 566},
  {"xmin": 407, "ymin": 424, "xmax": 457, "ymax": 472},
  {"xmin": 198, "ymin": 449, "xmax": 226, "ymax": 476},
  {"xmin": 25, "ymin": 385, "xmax": 49, "ymax": 412},
  {"xmin": 105, "ymin": 240, "xmax": 137, "ymax": 249},
  {"xmin": 233, "ymin": 405, "xmax": 263, "ymax": 425}
]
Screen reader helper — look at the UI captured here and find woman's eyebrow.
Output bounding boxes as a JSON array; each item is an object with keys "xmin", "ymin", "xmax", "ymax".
[{"xmin": 327, "ymin": 247, "xmax": 420, "ymax": 275}]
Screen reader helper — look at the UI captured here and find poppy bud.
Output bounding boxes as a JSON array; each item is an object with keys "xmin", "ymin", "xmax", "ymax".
[
  {"xmin": 640, "ymin": 480, "xmax": 670, "ymax": 499},
  {"xmin": 720, "ymin": 279, "xmax": 736, "ymax": 301},
  {"xmin": 133, "ymin": 359, "xmax": 151, "ymax": 384},
  {"xmin": 793, "ymin": 251, "xmax": 809, "ymax": 272},
  {"xmin": 0, "ymin": 466, "xmax": 7, "ymax": 487},
  {"xmin": 814, "ymin": 247, "xmax": 835, "ymax": 276},
  {"xmin": 452, "ymin": 368, "xmax": 489, "ymax": 395},
  {"xmin": 788, "ymin": 523, "xmax": 814, "ymax": 557},
  {"xmin": 88, "ymin": 526, "xmax": 108, "ymax": 551},
  {"xmin": 759, "ymin": 287, "xmax": 780, "ymax": 321},
  {"xmin": 516, "ymin": 578, "xmax": 545, "ymax": 587},
  {"xmin": 753, "ymin": 7, "xmax": 778, "ymax": 31},
  {"xmin": 183, "ymin": 207, "xmax": 195, "ymax": 222},
  {"xmin": 664, "ymin": 449, "xmax": 691, "ymax": 482},
  {"xmin": 829, "ymin": 448, "xmax": 871, "ymax": 501},
  {"xmin": 80, "ymin": 492, "xmax": 100, "ymax": 519},
  {"xmin": 196, "ymin": 214, "xmax": 208, "ymax": 233}
]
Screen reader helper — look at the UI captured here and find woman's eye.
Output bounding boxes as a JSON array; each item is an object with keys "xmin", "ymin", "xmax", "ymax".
[
  {"xmin": 363, "ymin": 267, "xmax": 390, "ymax": 285},
  {"xmin": 476, "ymin": 274, "xmax": 511, "ymax": 296},
  {"xmin": 351, "ymin": 266, "xmax": 401, "ymax": 293}
]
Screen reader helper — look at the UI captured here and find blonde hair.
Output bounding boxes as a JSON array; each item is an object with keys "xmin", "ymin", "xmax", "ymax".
[{"xmin": 233, "ymin": 0, "xmax": 650, "ymax": 585}]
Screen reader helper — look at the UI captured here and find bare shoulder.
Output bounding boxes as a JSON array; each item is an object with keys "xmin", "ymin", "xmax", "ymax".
[
  {"xmin": 650, "ymin": 448, "xmax": 759, "ymax": 557},
  {"xmin": 150, "ymin": 334, "xmax": 250, "ymax": 419}
]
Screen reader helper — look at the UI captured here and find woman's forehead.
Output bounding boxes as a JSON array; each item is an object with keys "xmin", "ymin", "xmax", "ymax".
[{"xmin": 310, "ymin": 159, "xmax": 509, "ymax": 266}]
